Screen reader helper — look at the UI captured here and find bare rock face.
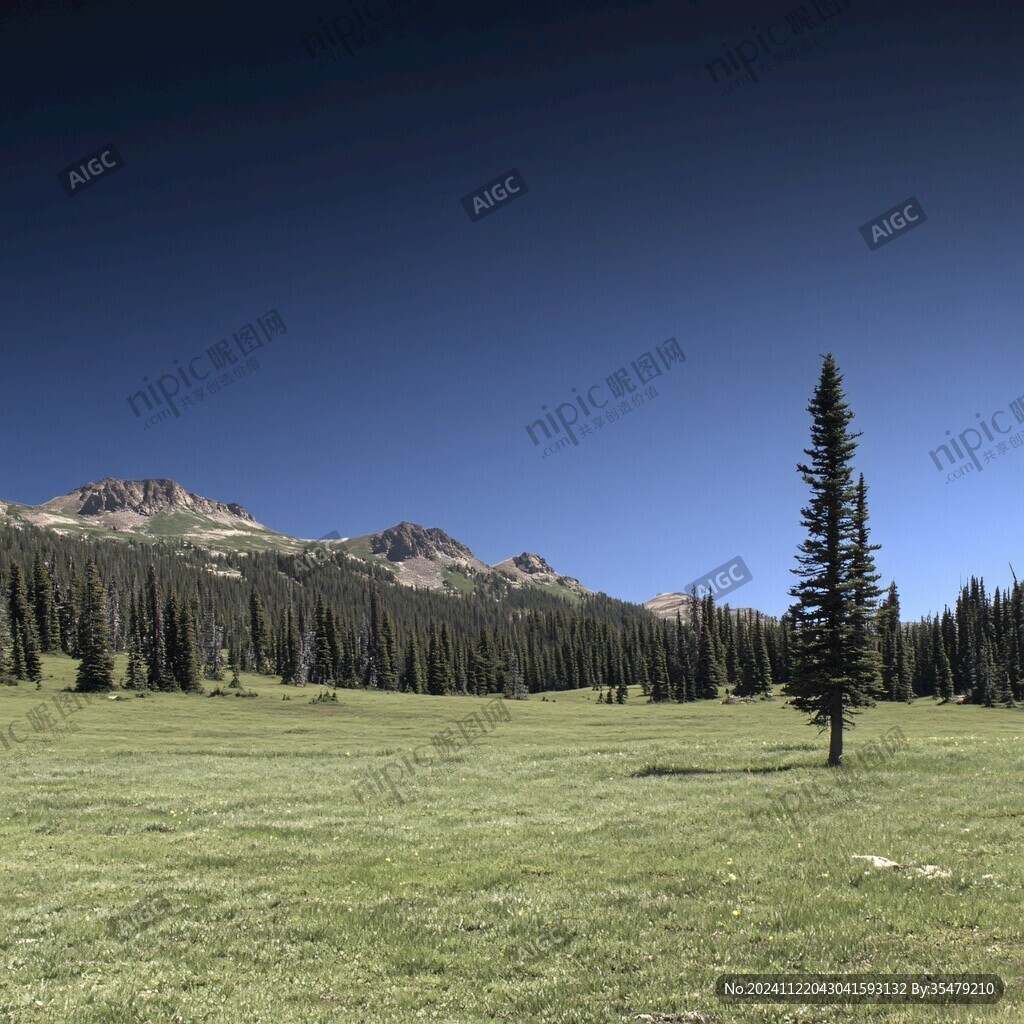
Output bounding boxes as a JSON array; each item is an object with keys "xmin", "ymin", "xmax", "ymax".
[
  {"xmin": 369, "ymin": 521, "xmax": 475, "ymax": 562},
  {"xmin": 43, "ymin": 478, "xmax": 256, "ymax": 522},
  {"xmin": 492, "ymin": 551, "xmax": 589, "ymax": 596},
  {"xmin": 507, "ymin": 552, "xmax": 554, "ymax": 575}
]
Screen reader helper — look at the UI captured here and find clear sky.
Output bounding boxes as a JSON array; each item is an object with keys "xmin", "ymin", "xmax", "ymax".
[{"xmin": 2, "ymin": 0, "xmax": 1021, "ymax": 620}]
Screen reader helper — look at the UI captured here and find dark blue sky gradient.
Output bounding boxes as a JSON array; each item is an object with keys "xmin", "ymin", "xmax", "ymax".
[{"xmin": 2, "ymin": 0, "xmax": 1022, "ymax": 618}]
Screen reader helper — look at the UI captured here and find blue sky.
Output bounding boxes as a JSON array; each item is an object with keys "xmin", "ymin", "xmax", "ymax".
[{"xmin": 1, "ymin": 0, "xmax": 1021, "ymax": 619}]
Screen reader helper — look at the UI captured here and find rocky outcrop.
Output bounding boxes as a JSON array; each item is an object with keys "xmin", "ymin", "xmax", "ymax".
[
  {"xmin": 369, "ymin": 522, "xmax": 475, "ymax": 562},
  {"xmin": 506, "ymin": 552, "xmax": 554, "ymax": 575},
  {"xmin": 42, "ymin": 478, "xmax": 255, "ymax": 522},
  {"xmin": 492, "ymin": 552, "xmax": 589, "ymax": 596}
]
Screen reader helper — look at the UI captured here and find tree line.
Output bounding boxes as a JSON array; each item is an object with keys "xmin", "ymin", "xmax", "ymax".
[
  {"xmin": 0, "ymin": 525, "xmax": 1018, "ymax": 712},
  {"xmin": 1, "ymin": 355, "xmax": 1021, "ymax": 743},
  {"xmin": 0, "ymin": 523, "xmax": 789, "ymax": 698},
  {"xmin": 0, "ymin": 536, "xmax": 789, "ymax": 699}
]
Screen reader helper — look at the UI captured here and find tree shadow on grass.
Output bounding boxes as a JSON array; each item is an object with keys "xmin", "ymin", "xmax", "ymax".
[{"xmin": 633, "ymin": 763, "xmax": 799, "ymax": 777}]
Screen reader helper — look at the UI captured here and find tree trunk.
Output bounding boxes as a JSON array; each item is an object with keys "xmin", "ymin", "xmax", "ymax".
[{"xmin": 828, "ymin": 692, "xmax": 843, "ymax": 766}]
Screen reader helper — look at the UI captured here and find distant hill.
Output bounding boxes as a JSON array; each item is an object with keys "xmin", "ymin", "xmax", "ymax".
[
  {"xmin": 0, "ymin": 478, "xmax": 591, "ymax": 604},
  {"xmin": 2, "ymin": 477, "xmax": 292, "ymax": 553},
  {"xmin": 643, "ymin": 591, "xmax": 773, "ymax": 621},
  {"xmin": 345, "ymin": 522, "xmax": 590, "ymax": 601}
]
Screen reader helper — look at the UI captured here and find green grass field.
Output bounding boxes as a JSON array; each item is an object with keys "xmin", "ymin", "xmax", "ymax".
[{"xmin": 1, "ymin": 655, "xmax": 1021, "ymax": 1023}]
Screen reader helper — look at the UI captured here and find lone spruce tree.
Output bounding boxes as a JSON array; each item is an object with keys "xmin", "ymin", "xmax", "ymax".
[
  {"xmin": 145, "ymin": 564, "xmax": 167, "ymax": 689},
  {"xmin": 75, "ymin": 559, "xmax": 114, "ymax": 692},
  {"xmin": 788, "ymin": 355, "xmax": 881, "ymax": 766},
  {"xmin": 8, "ymin": 564, "xmax": 42, "ymax": 682}
]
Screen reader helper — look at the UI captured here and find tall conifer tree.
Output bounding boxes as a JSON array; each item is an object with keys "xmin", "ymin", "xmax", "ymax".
[
  {"xmin": 788, "ymin": 354, "xmax": 878, "ymax": 766},
  {"xmin": 75, "ymin": 560, "xmax": 114, "ymax": 692}
]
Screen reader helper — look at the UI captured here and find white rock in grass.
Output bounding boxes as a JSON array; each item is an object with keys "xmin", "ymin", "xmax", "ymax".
[
  {"xmin": 912, "ymin": 864, "xmax": 952, "ymax": 879},
  {"xmin": 852, "ymin": 856, "xmax": 952, "ymax": 879},
  {"xmin": 635, "ymin": 1015, "xmax": 709, "ymax": 1023},
  {"xmin": 851, "ymin": 855, "xmax": 902, "ymax": 869}
]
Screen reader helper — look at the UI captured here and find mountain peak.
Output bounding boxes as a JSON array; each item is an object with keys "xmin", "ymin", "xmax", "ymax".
[
  {"xmin": 493, "ymin": 551, "xmax": 589, "ymax": 596},
  {"xmin": 369, "ymin": 521, "xmax": 474, "ymax": 562},
  {"xmin": 504, "ymin": 552, "xmax": 555, "ymax": 575},
  {"xmin": 42, "ymin": 478, "xmax": 256, "ymax": 522}
]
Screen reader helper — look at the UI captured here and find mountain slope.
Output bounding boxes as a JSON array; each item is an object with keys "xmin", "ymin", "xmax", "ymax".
[
  {"xmin": 643, "ymin": 592, "xmax": 772, "ymax": 621},
  {"xmin": 342, "ymin": 524, "xmax": 590, "ymax": 601},
  {"xmin": 3, "ymin": 478, "xmax": 299, "ymax": 553},
  {"xmin": 493, "ymin": 552, "xmax": 589, "ymax": 600},
  {"xmin": 0, "ymin": 479, "xmax": 592, "ymax": 603}
]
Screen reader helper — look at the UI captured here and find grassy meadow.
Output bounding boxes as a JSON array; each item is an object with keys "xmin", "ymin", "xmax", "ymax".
[{"xmin": 1, "ymin": 654, "xmax": 1021, "ymax": 1023}]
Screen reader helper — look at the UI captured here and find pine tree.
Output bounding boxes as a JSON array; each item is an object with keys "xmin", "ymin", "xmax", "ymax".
[
  {"xmin": 733, "ymin": 613, "xmax": 757, "ymax": 696},
  {"xmin": 280, "ymin": 606, "xmax": 300, "ymax": 685},
  {"xmin": 787, "ymin": 354, "xmax": 877, "ymax": 766},
  {"xmin": 145, "ymin": 564, "xmax": 167, "ymax": 688},
  {"xmin": 325, "ymin": 607, "xmax": 340, "ymax": 680},
  {"xmin": 120, "ymin": 595, "xmax": 140, "ymax": 689},
  {"xmin": 695, "ymin": 611, "xmax": 727, "ymax": 699},
  {"xmin": 162, "ymin": 591, "xmax": 182, "ymax": 691},
  {"xmin": 31, "ymin": 552, "xmax": 60, "ymax": 652},
  {"xmin": 401, "ymin": 629, "xmax": 425, "ymax": 693},
  {"xmin": 75, "ymin": 560, "xmax": 114, "ymax": 692},
  {"xmin": 847, "ymin": 474, "xmax": 884, "ymax": 699},
  {"xmin": 380, "ymin": 607, "xmax": 399, "ymax": 690},
  {"xmin": 472, "ymin": 628, "xmax": 498, "ymax": 695},
  {"xmin": 362, "ymin": 585, "xmax": 396, "ymax": 689},
  {"xmin": 203, "ymin": 608, "xmax": 224, "ymax": 681},
  {"xmin": 879, "ymin": 582, "xmax": 899, "ymax": 698},
  {"xmin": 992, "ymin": 590, "xmax": 1015, "ymax": 706},
  {"xmin": 974, "ymin": 629, "xmax": 998, "ymax": 706},
  {"xmin": 249, "ymin": 591, "xmax": 272, "ymax": 674},
  {"xmin": 0, "ymin": 589, "xmax": 12, "ymax": 681},
  {"xmin": 7, "ymin": 564, "xmax": 41, "ymax": 682},
  {"xmin": 722, "ymin": 609, "xmax": 741, "ymax": 688},
  {"xmin": 504, "ymin": 647, "xmax": 528, "ymax": 700},
  {"xmin": 1010, "ymin": 584, "xmax": 1024, "ymax": 701},
  {"xmin": 648, "ymin": 629, "xmax": 671, "ymax": 702},
  {"xmin": 672, "ymin": 612, "xmax": 690, "ymax": 702},
  {"xmin": 10, "ymin": 624, "xmax": 26, "ymax": 679},
  {"xmin": 426, "ymin": 624, "xmax": 450, "ymax": 695},
  {"xmin": 932, "ymin": 617, "xmax": 954, "ymax": 701},
  {"xmin": 56, "ymin": 568, "xmax": 78, "ymax": 655},
  {"xmin": 615, "ymin": 673, "xmax": 628, "ymax": 704},
  {"xmin": 164, "ymin": 591, "xmax": 202, "ymax": 692},
  {"xmin": 893, "ymin": 625, "xmax": 912, "ymax": 702},
  {"xmin": 124, "ymin": 628, "xmax": 146, "ymax": 689},
  {"xmin": 631, "ymin": 628, "xmax": 651, "ymax": 695},
  {"xmin": 311, "ymin": 599, "xmax": 334, "ymax": 685},
  {"xmin": 753, "ymin": 614, "xmax": 774, "ymax": 694}
]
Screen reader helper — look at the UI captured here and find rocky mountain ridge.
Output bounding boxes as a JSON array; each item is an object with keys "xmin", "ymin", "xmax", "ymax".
[
  {"xmin": 1, "ymin": 479, "xmax": 592, "ymax": 603},
  {"xmin": 42, "ymin": 478, "xmax": 256, "ymax": 523},
  {"xmin": 2, "ymin": 478, "xmax": 765, "ymax": 616}
]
